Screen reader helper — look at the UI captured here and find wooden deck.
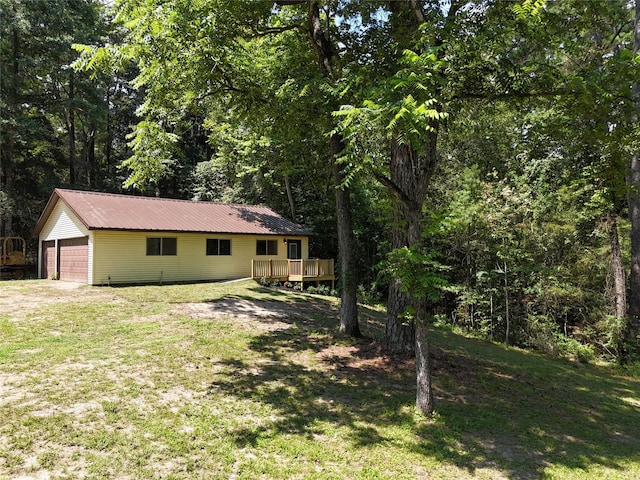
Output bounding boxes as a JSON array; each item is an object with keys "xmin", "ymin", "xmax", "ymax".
[{"xmin": 251, "ymin": 259, "xmax": 335, "ymax": 289}]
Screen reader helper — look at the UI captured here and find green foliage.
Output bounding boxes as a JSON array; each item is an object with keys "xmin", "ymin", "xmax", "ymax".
[
  {"xmin": 334, "ymin": 46, "xmax": 447, "ymax": 184},
  {"xmin": 0, "ymin": 0, "xmax": 129, "ymax": 236},
  {"xmin": 357, "ymin": 283, "xmax": 383, "ymax": 306},
  {"xmin": 122, "ymin": 120, "xmax": 180, "ymax": 189},
  {"xmin": 512, "ymin": 0, "xmax": 547, "ymax": 19},
  {"xmin": 384, "ymin": 246, "xmax": 449, "ymax": 304}
]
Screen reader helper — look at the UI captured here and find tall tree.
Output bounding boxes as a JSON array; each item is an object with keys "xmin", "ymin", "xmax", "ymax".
[
  {"xmin": 625, "ymin": 0, "xmax": 640, "ymax": 361},
  {"xmin": 305, "ymin": 0, "xmax": 360, "ymax": 337}
]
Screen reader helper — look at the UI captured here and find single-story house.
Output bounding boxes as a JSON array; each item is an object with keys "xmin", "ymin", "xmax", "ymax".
[{"xmin": 32, "ymin": 188, "xmax": 334, "ymax": 286}]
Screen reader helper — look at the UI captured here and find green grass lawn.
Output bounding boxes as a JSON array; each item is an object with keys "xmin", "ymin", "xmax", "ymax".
[{"xmin": 1, "ymin": 280, "xmax": 639, "ymax": 479}]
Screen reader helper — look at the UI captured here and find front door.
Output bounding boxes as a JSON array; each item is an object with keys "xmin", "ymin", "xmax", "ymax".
[{"xmin": 287, "ymin": 239, "xmax": 302, "ymax": 259}]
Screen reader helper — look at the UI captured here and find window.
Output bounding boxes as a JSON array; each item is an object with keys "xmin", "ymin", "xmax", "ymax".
[
  {"xmin": 146, "ymin": 237, "xmax": 177, "ymax": 256},
  {"xmin": 256, "ymin": 239, "xmax": 278, "ymax": 256},
  {"xmin": 207, "ymin": 238, "xmax": 231, "ymax": 256}
]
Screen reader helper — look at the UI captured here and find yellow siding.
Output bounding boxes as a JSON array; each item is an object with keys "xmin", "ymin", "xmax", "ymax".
[{"xmin": 91, "ymin": 232, "xmax": 309, "ymax": 285}]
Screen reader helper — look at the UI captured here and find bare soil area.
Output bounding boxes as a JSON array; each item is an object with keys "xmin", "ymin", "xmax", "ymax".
[{"xmin": 0, "ymin": 281, "xmax": 121, "ymax": 320}]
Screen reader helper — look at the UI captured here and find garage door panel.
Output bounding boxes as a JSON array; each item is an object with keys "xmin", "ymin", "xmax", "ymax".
[
  {"xmin": 59, "ymin": 237, "xmax": 88, "ymax": 282},
  {"xmin": 41, "ymin": 240, "xmax": 55, "ymax": 279}
]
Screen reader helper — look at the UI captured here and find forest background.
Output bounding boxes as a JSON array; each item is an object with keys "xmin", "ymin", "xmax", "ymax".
[{"xmin": 3, "ymin": 0, "xmax": 640, "ymax": 412}]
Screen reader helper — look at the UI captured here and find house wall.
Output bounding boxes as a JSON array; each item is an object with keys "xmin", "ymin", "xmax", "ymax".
[
  {"xmin": 37, "ymin": 200, "xmax": 93, "ymax": 281},
  {"xmin": 91, "ymin": 230, "xmax": 309, "ymax": 285},
  {"xmin": 37, "ymin": 198, "xmax": 310, "ymax": 285}
]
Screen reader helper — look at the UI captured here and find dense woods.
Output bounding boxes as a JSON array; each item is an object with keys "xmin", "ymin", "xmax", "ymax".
[{"xmin": 3, "ymin": 0, "xmax": 640, "ymax": 412}]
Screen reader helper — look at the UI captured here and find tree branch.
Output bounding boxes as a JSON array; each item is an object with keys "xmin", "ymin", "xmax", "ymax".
[
  {"xmin": 307, "ymin": 0, "xmax": 340, "ymax": 80},
  {"xmin": 372, "ymin": 169, "xmax": 415, "ymax": 209},
  {"xmin": 274, "ymin": 0, "xmax": 305, "ymax": 5},
  {"xmin": 450, "ymin": 87, "xmax": 576, "ymax": 102},
  {"xmin": 409, "ymin": 0, "xmax": 425, "ymax": 24},
  {"xmin": 250, "ymin": 23, "xmax": 304, "ymax": 38}
]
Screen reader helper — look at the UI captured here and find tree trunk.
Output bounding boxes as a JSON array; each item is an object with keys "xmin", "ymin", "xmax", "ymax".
[
  {"xmin": 68, "ymin": 72, "xmax": 76, "ymax": 185},
  {"xmin": 608, "ymin": 211, "xmax": 627, "ymax": 319},
  {"xmin": 106, "ymin": 87, "xmax": 112, "ymax": 172},
  {"xmin": 307, "ymin": 0, "xmax": 360, "ymax": 337},
  {"xmin": 382, "ymin": 138, "xmax": 436, "ymax": 415},
  {"xmin": 86, "ymin": 122, "xmax": 97, "ymax": 188},
  {"xmin": 1, "ymin": 28, "xmax": 20, "ymax": 236},
  {"xmin": 415, "ymin": 297, "xmax": 434, "ymax": 415},
  {"xmin": 504, "ymin": 261, "xmax": 510, "ymax": 347},
  {"xmin": 624, "ymin": 0, "xmax": 640, "ymax": 362},
  {"xmin": 333, "ymin": 135, "xmax": 361, "ymax": 337},
  {"xmin": 284, "ymin": 173, "xmax": 296, "ymax": 222},
  {"xmin": 2, "ymin": 170, "xmax": 15, "ymax": 236},
  {"xmin": 385, "ymin": 139, "xmax": 435, "ymax": 352},
  {"xmin": 386, "ymin": 278, "xmax": 415, "ymax": 351},
  {"xmin": 386, "ymin": 199, "xmax": 415, "ymax": 350}
]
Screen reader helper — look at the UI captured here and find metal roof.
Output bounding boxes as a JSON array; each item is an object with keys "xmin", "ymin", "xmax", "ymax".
[{"xmin": 33, "ymin": 189, "xmax": 312, "ymax": 237}]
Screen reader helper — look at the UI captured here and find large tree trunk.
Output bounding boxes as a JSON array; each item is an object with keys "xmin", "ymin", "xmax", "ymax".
[
  {"xmin": 385, "ymin": 139, "xmax": 435, "ymax": 352},
  {"xmin": 386, "ymin": 193, "xmax": 415, "ymax": 351},
  {"xmin": 386, "ymin": 278, "xmax": 415, "ymax": 351},
  {"xmin": 627, "ymin": 155, "xmax": 640, "ymax": 359},
  {"xmin": 307, "ymin": 0, "xmax": 360, "ymax": 336},
  {"xmin": 624, "ymin": 0, "xmax": 640, "ymax": 362},
  {"xmin": 382, "ymin": 138, "xmax": 437, "ymax": 415},
  {"xmin": 333, "ymin": 135, "xmax": 361, "ymax": 337}
]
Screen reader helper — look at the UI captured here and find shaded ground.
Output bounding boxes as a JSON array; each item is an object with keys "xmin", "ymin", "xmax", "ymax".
[{"xmin": 2, "ymin": 281, "xmax": 640, "ymax": 480}]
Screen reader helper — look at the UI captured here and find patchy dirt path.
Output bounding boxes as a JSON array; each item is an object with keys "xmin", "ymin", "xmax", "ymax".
[{"xmin": 0, "ymin": 281, "xmax": 122, "ymax": 321}]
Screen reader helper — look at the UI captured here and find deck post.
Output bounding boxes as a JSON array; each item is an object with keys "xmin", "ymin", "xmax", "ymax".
[
  {"xmin": 269, "ymin": 259, "xmax": 272, "ymax": 278},
  {"xmin": 251, "ymin": 260, "xmax": 254, "ymax": 279}
]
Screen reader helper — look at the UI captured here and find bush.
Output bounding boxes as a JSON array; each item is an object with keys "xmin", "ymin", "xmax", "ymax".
[
  {"xmin": 561, "ymin": 337, "xmax": 596, "ymax": 363},
  {"xmin": 316, "ymin": 284, "xmax": 331, "ymax": 296},
  {"xmin": 525, "ymin": 314, "xmax": 595, "ymax": 363},
  {"xmin": 357, "ymin": 283, "xmax": 382, "ymax": 305}
]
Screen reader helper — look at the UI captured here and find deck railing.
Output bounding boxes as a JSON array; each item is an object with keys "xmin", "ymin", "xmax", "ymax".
[{"xmin": 252, "ymin": 259, "xmax": 335, "ymax": 285}]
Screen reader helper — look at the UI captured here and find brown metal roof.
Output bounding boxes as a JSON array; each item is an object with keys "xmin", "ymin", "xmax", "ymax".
[{"xmin": 33, "ymin": 189, "xmax": 312, "ymax": 237}]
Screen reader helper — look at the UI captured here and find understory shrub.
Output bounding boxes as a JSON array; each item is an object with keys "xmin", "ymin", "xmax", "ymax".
[
  {"xmin": 525, "ymin": 314, "xmax": 595, "ymax": 362},
  {"xmin": 357, "ymin": 283, "xmax": 382, "ymax": 305}
]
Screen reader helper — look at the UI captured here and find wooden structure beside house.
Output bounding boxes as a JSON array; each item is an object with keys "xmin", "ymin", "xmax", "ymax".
[
  {"xmin": 251, "ymin": 258, "xmax": 335, "ymax": 290},
  {"xmin": 32, "ymin": 188, "xmax": 334, "ymax": 286}
]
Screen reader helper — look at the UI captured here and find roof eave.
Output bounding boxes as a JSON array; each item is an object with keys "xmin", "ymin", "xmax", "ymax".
[
  {"xmin": 32, "ymin": 188, "xmax": 91, "ymax": 238},
  {"xmin": 31, "ymin": 190, "xmax": 61, "ymax": 238}
]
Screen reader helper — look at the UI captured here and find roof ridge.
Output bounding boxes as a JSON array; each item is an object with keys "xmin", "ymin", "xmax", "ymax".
[{"xmin": 55, "ymin": 188, "xmax": 272, "ymax": 209}]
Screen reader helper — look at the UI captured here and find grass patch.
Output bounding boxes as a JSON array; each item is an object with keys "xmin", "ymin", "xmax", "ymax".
[{"xmin": 0, "ymin": 279, "xmax": 639, "ymax": 479}]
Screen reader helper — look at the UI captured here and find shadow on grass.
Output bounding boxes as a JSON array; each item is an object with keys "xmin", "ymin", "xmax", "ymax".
[{"xmin": 201, "ymin": 289, "xmax": 640, "ymax": 479}]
